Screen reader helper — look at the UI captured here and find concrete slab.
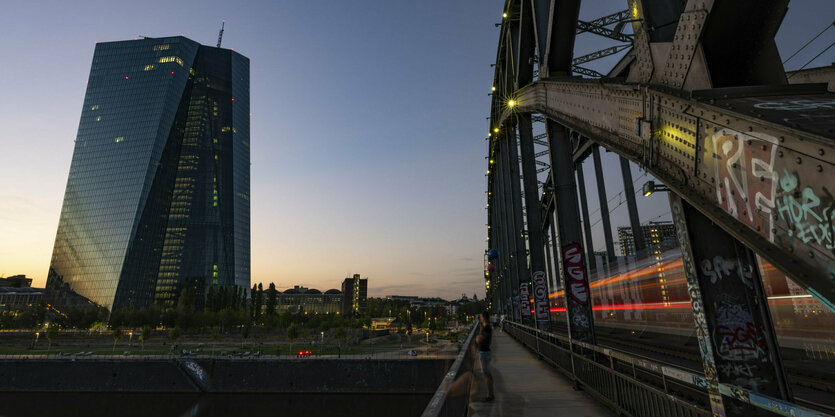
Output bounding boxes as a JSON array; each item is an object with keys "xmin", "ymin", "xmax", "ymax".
[{"xmin": 468, "ymin": 329, "xmax": 615, "ymax": 417}]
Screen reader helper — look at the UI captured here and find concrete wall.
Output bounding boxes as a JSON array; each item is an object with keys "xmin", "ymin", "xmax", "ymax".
[{"xmin": 0, "ymin": 358, "xmax": 452, "ymax": 394}]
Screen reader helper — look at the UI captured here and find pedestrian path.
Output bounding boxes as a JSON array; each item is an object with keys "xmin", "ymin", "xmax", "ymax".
[{"xmin": 468, "ymin": 329, "xmax": 615, "ymax": 417}]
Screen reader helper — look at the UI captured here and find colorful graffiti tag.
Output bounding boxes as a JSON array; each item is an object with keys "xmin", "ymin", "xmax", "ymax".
[
  {"xmin": 561, "ymin": 242, "xmax": 594, "ymax": 344},
  {"xmin": 519, "ymin": 282, "xmax": 531, "ymax": 318},
  {"xmin": 671, "ymin": 198, "xmax": 726, "ymax": 417},
  {"xmin": 532, "ymin": 270, "xmax": 550, "ymax": 327},
  {"xmin": 700, "ymin": 126, "xmax": 835, "ymax": 288}
]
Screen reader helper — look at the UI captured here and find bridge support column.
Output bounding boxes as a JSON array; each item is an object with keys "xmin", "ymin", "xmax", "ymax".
[
  {"xmin": 670, "ymin": 195, "xmax": 791, "ymax": 417},
  {"xmin": 494, "ymin": 136, "xmax": 512, "ymax": 318},
  {"xmin": 546, "ymin": 120, "xmax": 595, "ymax": 344},
  {"xmin": 575, "ymin": 162, "xmax": 596, "ymax": 271},
  {"xmin": 500, "ymin": 127, "xmax": 530, "ymax": 324},
  {"xmin": 619, "ymin": 157, "xmax": 645, "ymax": 255},
  {"xmin": 518, "ymin": 114, "xmax": 551, "ymax": 331},
  {"xmin": 592, "ymin": 146, "xmax": 617, "ymax": 265}
]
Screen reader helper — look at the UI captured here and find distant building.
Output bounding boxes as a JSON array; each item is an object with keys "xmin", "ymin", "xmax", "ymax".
[
  {"xmin": 0, "ymin": 275, "xmax": 33, "ymax": 288},
  {"xmin": 617, "ymin": 222, "xmax": 677, "ymax": 257},
  {"xmin": 0, "ymin": 287, "xmax": 44, "ymax": 309},
  {"xmin": 341, "ymin": 274, "xmax": 368, "ymax": 315},
  {"xmin": 277, "ymin": 286, "xmax": 342, "ymax": 314},
  {"xmin": 386, "ymin": 295, "xmax": 418, "ymax": 302},
  {"xmin": 409, "ymin": 297, "xmax": 447, "ymax": 308}
]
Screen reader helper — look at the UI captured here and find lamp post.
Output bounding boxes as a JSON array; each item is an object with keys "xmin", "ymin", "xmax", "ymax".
[{"xmin": 642, "ymin": 180, "xmax": 670, "ymax": 197}]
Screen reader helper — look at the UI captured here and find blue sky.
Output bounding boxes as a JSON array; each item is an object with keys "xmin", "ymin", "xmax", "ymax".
[{"xmin": 0, "ymin": 0, "xmax": 831, "ymax": 299}]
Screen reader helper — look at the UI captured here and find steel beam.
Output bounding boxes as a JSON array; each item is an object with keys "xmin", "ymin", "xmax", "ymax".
[
  {"xmin": 671, "ymin": 194, "xmax": 793, "ymax": 415},
  {"xmin": 575, "ymin": 164, "xmax": 596, "ymax": 271},
  {"xmin": 518, "ymin": 113, "xmax": 551, "ymax": 330},
  {"xmin": 576, "ymin": 20, "xmax": 633, "ymax": 42},
  {"xmin": 620, "ymin": 156, "xmax": 646, "ymax": 255},
  {"xmin": 546, "ymin": 120, "xmax": 595, "ymax": 344},
  {"xmin": 496, "ymin": 80, "xmax": 835, "ymax": 308},
  {"xmin": 592, "ymin": 146, "xmax": 617, "ymax": 263}
]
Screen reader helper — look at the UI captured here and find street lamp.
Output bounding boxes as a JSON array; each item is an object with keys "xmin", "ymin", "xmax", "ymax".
[{"xmin": 642, "ymin": 180, "xmax": 670, "ymax": 197}]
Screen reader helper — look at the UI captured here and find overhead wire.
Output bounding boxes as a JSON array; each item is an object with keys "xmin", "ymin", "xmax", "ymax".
[{"xmin": 782, "ymin": 21, "xmax": 833, "ymax": 64}]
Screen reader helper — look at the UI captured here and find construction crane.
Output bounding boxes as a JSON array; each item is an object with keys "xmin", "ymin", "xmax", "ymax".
[{"xmin": 216, "ymin": 20, "xmax": 225, "ymax": 48}]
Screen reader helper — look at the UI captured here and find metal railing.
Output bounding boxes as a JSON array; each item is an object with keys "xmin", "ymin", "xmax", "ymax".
[
  {"xmin": 421, "ymin": 323, "xmax": 479, "ymax": 417},
  {"xmin": 0, "ymin": 342, "xmax": 461, "ymax": 361},
  {"xmin": 503, "ymin": 321, "xmax": 710, "ymax": 417}
]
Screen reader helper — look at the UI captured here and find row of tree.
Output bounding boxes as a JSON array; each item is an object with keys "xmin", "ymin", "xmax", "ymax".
[{"xmin": 0, "ymin": 284, "xmax": 488, "ymax": 333}]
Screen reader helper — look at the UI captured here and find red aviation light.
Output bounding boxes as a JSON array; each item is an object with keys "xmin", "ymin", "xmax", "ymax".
[{"xmin": 125, "ymin": 76, "xmax": 129, "ymax": 80}]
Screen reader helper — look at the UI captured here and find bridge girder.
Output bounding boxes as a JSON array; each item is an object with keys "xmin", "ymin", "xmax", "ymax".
[{"xmin": 486, "ymin": 1, "xmax": 834, "ymax": 416}]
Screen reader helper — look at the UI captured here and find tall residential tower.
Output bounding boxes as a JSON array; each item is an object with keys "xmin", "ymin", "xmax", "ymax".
[{"xmin": 47, "ymin": 36, "xmax": 250, "ymax": 311}]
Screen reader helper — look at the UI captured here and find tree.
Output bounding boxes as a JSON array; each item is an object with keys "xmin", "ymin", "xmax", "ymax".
[
  {"xmin": 45, "ymin": 325, "xmax": 58, "ymax": 352},
  {"xmin": 139, "ymin": 325, "xmax": 152, "ymax": 350},
  {"xmin": 112, "ymin": 327, "xmax": 124, "ymax": 352},
  {"xmin": 286, "ymin": 323, "xmax": 298, "ymax": 353},
  {"xmin": 266, "ymin": 283, "xmax": 277, "ymax": 317},
  {"xmin": 169, "ymin": 326, "xmax": 181, "ymax": 342},
  {"xmin": 333, "ymin": 326, "xmax": 347, "ymax": 343}
]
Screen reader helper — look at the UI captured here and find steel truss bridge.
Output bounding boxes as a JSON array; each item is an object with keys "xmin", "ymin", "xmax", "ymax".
[{"xmin": 484, "ymin": 0, "xmax": 834, "ymax": 416}]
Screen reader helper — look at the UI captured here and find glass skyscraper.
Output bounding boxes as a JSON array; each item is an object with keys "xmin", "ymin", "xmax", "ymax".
[{"xmin": 47, "ymin": 36, "xmax": 250, "ymax": 311}]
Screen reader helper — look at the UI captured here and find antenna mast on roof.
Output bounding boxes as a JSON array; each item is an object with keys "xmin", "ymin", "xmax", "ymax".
[{"xmin": 216, "ymin": 20, "xmax": 225, "ymax": 48}]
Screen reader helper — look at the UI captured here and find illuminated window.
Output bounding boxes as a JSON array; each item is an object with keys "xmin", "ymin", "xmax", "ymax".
[
  {"xmin": 114, "ymin": 137, "xmax": 124, "ymax": 143},
  {"xmin": 153, "ymin": 44, "xmax": 171, "ymax": 51},
  {"xmin": 91, "ymin": 105, "xmax": 99, "ymax": 111},
  {"xmin": 158, "ymin": 56, "xmax": 184, "ymax": 66},
  {"xmin": 96, "ymin": 116, "xmax": 101, "ymax": 122},
  {"xmin": 144, "ymin": 64, "xmax": 155, "ymax": 71}
]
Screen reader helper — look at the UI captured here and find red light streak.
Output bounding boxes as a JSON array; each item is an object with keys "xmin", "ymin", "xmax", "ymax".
[{"xmin": 549, "ymin": 301, "xmax": 690, "ymax": 313}]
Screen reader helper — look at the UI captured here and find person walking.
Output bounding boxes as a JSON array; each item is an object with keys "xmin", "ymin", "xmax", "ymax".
[{"xmin": 476, "ymin": 311, "xmax": 495, "ymax": 401}]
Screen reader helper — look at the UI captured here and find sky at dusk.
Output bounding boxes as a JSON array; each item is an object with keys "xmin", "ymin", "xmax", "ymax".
[{"xmin": 0, "ymin": 0, "xmax": 832, "ymax": 300}]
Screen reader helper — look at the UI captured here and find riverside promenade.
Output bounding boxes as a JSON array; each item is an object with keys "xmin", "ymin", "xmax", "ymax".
[{"xmin": 468, "ymin": 329, "xmax": 614, "ymax": 417}]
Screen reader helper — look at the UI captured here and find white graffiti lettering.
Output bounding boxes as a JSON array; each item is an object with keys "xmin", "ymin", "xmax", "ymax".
[
  {"xmin": 709, "ymin": 129, "xmax": 778, "ymax": 242},
  {"xmin": 699, "ymin": 256, "xmax": 755, "ymax": 289},
  {"xmin": 776, "ymin": 171, "xmax": 835, "ymax": 250}
]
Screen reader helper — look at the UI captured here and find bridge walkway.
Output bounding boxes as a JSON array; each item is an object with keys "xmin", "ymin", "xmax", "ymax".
[{"xmin": 468, "ymin": 328, "xmax": 614, "ymax": 417}]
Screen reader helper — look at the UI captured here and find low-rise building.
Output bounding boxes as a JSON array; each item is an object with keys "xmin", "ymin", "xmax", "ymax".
[
  {"xmin": 0, "ymin": 275, "xmax": 33, "ymax": 288},
  {"xmin": 0, "ymin": 287, "xmax": 44, "ymax": 309},
  {"xmin": 277, "ymin": 286, "xmax": 342, "ymax": 314}
]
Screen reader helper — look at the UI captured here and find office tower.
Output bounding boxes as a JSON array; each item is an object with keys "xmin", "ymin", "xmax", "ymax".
[{"xmin": 47, "ymin": 36, "xmax": 250, "ymax": 311}]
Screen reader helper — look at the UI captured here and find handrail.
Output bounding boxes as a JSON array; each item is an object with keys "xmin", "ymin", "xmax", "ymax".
[
  {"xmin": 505, "ymin": 320, "xmax": 707, "ymax": 388},
  {"xmin": 420, "ymin": 323, "xmax": 479, "ymax": 417},
  {"xmin": 503, "ymin": 320, "xmax": 834, "ymax": 417}
]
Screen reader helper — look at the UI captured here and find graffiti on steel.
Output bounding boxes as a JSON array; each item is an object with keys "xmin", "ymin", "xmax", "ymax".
[
  {"xmin": 560, "ymin": 242, "xmax": 594, "ymax": 344},
  {"xmin": 677, "ymin": 196, "xmax": 791, "ymax": 414},
  {"xmin": 752, "ymin": 99, "xmax": 835, "ymax": 112},
  {"xmin": 705, "ymin": 129, "xmax": 779, "ymax": 241},
  {"xmin": 701, "ymin": 127, "xmax": 835, "ymax": 283},
  {"xmin": 519, "ymin": 282, "xmax": 532, "ymax": 318},
  {"xmin": 532, "ymin": 271, "xmax": 550, "ymax": 325},
  {"xmin": 671, "ymin": 198, "xmax": 726, "ymax": 417}
]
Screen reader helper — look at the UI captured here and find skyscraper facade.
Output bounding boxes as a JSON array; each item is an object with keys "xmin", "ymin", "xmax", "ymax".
[{"xmin": 47, "ymin": 36, "xmax": 250, "ymax": 311}]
